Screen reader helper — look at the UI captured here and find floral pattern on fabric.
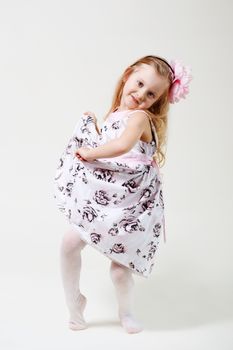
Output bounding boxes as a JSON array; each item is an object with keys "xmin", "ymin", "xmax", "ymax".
[{"xmin": 53, "ymin": 110, "xmax": 166, "ymax": 278}]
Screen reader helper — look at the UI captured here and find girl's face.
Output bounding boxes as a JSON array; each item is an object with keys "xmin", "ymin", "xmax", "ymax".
[{"xmin": 119, "ymin": 63, "xmax": 169, "ymax": 111}]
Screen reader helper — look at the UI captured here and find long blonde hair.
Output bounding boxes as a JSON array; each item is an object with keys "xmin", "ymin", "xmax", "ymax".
[{"xmin": 103, "ymin": 55, "xmax": 174, "ymax": 167}]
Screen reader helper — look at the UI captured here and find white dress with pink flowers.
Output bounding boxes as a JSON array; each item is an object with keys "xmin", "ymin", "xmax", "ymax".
[{"xmin": 53, "ymin": 108, "xmax": 166, "ymax": 278}]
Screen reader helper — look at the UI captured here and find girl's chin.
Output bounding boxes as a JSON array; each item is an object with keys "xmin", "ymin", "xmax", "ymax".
[{"xmin": 120, "ymin": 96, "xmax": 140, "ymax": 110}]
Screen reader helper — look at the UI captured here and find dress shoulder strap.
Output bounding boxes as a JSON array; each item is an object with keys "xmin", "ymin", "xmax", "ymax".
[{"xmin": 127, "ymin": 109, "xmax": 158, "ymax": 147}]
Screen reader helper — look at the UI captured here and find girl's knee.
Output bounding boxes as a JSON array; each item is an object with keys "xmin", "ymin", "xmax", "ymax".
[
  {"xmin": 61, "ymin": 228, "xmax": 86, "ymax": 254},
  {"xmin": 110, "ymin": 261, "xmax": 132, "ymax": 284}
]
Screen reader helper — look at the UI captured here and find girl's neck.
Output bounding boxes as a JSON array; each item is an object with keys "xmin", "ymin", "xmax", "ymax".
[{"xmin": 114, "ymin": 106, "xmax": 134, "ymax": 112}]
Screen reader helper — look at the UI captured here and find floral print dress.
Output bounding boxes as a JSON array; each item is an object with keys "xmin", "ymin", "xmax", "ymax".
[{"xmin": 53, "ymin": 108, "xmax": 166, "ymax": 278}]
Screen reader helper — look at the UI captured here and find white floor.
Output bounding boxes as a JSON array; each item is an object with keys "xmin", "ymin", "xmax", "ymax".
[{"xmin": 1, "ymin": 268, "xmax": 233, "ymax": 350}]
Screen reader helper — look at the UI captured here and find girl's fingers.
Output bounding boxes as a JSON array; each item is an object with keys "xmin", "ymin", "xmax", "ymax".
[
  {"xmin": 76, "ymin": 153, "xmax": 84, "ymax": 161},
  {"xmin": 84, "ymin": 111, "xmax": 93, "ymax": 116}
]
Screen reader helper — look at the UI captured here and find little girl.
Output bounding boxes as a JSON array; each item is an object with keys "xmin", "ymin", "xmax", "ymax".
[{"xmin": 53, "ymin": 55, "xmax": 192, "ymax": 333}]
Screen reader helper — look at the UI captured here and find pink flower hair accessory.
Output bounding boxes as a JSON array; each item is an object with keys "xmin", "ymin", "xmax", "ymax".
[{"xmin": 168, "ymin": 59, "xmax": 193, "ymax": 104}]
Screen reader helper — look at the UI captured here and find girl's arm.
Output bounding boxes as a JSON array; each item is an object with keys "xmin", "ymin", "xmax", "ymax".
[
  {"xmin": 87, "ymin": 138, "xmax": 127, "ymax": 159},
  {"xmin": 78, "ymin": 112, "xmax": 147, "ymax": 161}
]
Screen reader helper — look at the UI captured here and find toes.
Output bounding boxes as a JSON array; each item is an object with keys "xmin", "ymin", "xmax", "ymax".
[{"xmin": 69, "ymin": 320, "xmax": 87, "ymax": 331}]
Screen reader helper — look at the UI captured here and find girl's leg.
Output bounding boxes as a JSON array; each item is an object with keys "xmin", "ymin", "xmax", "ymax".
[
  {"xmin": 60, "ymin": 227, "xmax": 87, "ymax": 330},
  {"xmin": 110, "ymin": 261, "xmax": 143, "ymax": 334}
]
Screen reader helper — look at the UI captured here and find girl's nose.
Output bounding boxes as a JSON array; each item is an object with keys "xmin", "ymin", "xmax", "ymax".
[{"xmin": 136, "ymin": 88, "xmax": 146, "ymax": 101}]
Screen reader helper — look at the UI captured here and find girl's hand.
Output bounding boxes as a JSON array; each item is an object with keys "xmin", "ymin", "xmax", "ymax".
[
  {"xmin": 83, "ymin": 111, "xmax": 97, "ymax": 124},
  {"xmin": 75, "ymin": 147, "xmax": 96, "ymax": 162}
]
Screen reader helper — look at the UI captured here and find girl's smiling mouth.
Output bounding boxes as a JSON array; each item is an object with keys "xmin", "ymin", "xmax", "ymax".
[{"xmin": 131, "ymin": 95, "xmax": 139, "ymax": 103}]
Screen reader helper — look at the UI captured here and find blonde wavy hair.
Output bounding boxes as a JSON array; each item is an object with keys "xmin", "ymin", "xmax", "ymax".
[{"xmin": 103, "ymin": 55, "xmax": 174, "ymax": 167}]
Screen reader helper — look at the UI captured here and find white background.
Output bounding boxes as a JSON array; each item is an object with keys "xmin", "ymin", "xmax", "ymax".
[{"xmin": 0, "ymin": 0, "xmax": 232, "ymax": 349}]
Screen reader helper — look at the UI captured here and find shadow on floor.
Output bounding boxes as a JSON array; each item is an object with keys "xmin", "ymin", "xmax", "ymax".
[{"xmin": 87, "ymin": 319, "xmax": 120, "ymax": 328}]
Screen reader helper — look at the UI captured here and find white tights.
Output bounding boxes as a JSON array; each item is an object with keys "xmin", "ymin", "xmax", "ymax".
[{"xmin": 60, "ymin": 227, "xmax": 143, "ymax": 333}]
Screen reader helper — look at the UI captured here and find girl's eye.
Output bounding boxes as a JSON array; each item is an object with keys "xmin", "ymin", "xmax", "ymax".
[
  {"xmin": 148, "ymin": 92, "xmax": 155, "ymax": 98},
  {"xmin": 137, "ymin": 80, "xmax": 155, "ymax": 98},
  {"xmin": 137, "ymin": 80, "xmax": 143, "ymax": 87}
]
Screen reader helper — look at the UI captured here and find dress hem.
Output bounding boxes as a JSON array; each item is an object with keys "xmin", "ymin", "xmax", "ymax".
[{"xmin": 70, "ymin": 223, "xmax": 150, "ymax": 279}]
